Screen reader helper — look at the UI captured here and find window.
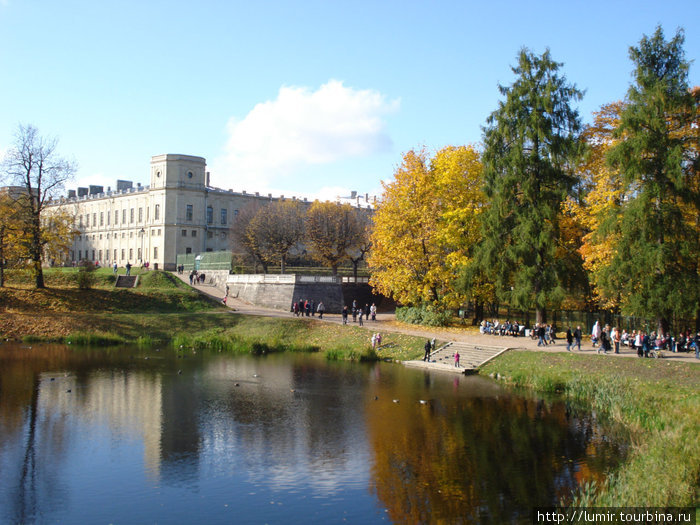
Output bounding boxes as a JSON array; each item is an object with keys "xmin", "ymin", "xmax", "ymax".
[
  {"xmin": 79, "ymin": 215, "xmax": 84, "ymax": 228},
  {"xmin": 191, "ymin": 230, "xmax": 197, "ymax": 237},
  {"xmin": 122, "ymin": 209, "xmax": 126, "ymax": 223},
  {"xmin": 114, "ymin": 210, "xmax": 118, "ymax": 225},
  {"xmin": 107, "ymin": 212, "xmax": 110, "ymax": 226},
  {"xmin": 129, "ymin": 248, "xmax": 133, "ymax": 260},
  {"xmin": 207, "ymin": 231, "xmax": 213, "ymax": 239},
  {"xmin": 121, "ymin": 249, "xmax": 125, "ymax": 260},
  {"xmin": 153, "ymin": 247, "xmax": 158, "ymax": 259},
  {"xmin": 206, "ymin": 206, "xmax": 213, "ymax": 224},
  {"xmin": 137, "ymin": 248, "xmax": 142, "ymax": 261},
  {"xmin": 138, "ymin": 207, "xmax": 143, "ymax": 223},
  {"xmin": 221, "ymin": 208, "xmax": 227, "ymax": 225},
  {"xmin": 130, "ymin": 208, "xmax": 134, "ymax": 223},
  {"xmin": 78, "ymin": 250, "xmax": 82, "ymax": 260},
  {"xmin": 234, "ymin": 209, "xmax": 239, "ymax": 217},
  {"xmin": 154, "ymin": 204, "xmax": 160, "ymax": 221},
  {"xmin": 221, "ymin": 232, "xmax": 227, "ymax": 239},
  {"xmin": 185, "ymin": 247, "xmax": 192, "ymax": 254},
  {"xmin": 98, "ymin": 250, "xmax": 102, "ymax": 261},
  {"xmin": 187, "ymin": 171, "xmax": 193, "ymax": 179},
  {"xmin": 86, "ymin": 214, "xmax": 90, "ymax": 227},
  {"xmin": 100, "ymin": 212, "xmax": 104, "ymax": 226},
  {"xmin": 146, "ymin": 206, "xmax": 149, "ymax": 222},
  {"xmin": 186, "ymin": 204, "xmax": 193, "ymax": 221},
  {"xmin": 113, "ymin": 249, "xmax": 117, "ymax": 260},
  {"xmin": 181, "ymin": 229, "xmax": 187, "ymax": 237},
  {"xmin": 92, "ymin": 213, "xmax": 96, "ymax": 227},
  {"xmin": 91, "ymin": 250, "xmax": 95, "ymax": 260}
]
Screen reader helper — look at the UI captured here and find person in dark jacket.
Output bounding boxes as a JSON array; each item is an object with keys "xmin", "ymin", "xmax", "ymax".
[{"xmin": 423, "ymin": 339, "xmax": 432, "ymax": 361}]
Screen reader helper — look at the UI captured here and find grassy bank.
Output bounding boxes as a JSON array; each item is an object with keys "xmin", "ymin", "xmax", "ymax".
[
  {"xmin": 480, "ymin": 351, "xmax": 700, "ymax": 507},
  {"xmin": 0, "ymin": 268, "xmax": 426, "ymax": 360}
]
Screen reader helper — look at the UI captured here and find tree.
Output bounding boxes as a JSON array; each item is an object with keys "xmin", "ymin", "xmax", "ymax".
[
  {"xmin": 346, "ymin": 211, "xmax": 372, "ymax": 282},
  {"xmin": 601, "ymin": 27, "xmax": 699, "ymax": 334},
  {"xmin": 477, "ymin": 48, "xmax": 584, "ymax": 324},
  {"xmin": 247, "ymin": 200, "xmax": 305, "ymax": 273},
  {"xmin": 1, "ymin": 125, "xmax": 76, "ymax": 288},
  {"xmin": 0, "ymin": 191, "xmax": 24, "ymax": 286},
  {"xmin": 368, "ymin": 145, "xmax": 484, "ymax": 310},
  {"xmin": 305, "ymin": 201, "xmax": 364, "ymax": 276},
  {"xmin": 230, "ymin": 201, "xmax": 269, "ymax": 273}
]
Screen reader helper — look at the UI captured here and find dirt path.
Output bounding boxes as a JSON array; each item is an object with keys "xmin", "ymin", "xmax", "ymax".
[{"xmin": 178, "ymin": 273, "xmax": 700, "ymax": 364}]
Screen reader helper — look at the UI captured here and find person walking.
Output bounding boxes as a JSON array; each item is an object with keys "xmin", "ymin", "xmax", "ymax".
[
  {"xmin": 370, "ymin": 303, "xmax": 377, "ymax": 321},
  {"xmin": 566, "ymin": 327, "xmax": 573, "ymax": 352},
  {"xmin": 342, "ymin": 306, "xmax": 348, "ymax": 325},
  {"xmin": 573, "ymin": 326, "xmax": 582, "ymax": 351},
  {"xmin": 612, "ymin": 326, "xmax": 621, "ymax": 354},
  {"xmin": 316, "ymin": 301, "xmax": 325, "ymax": 319},
  {"xmin": 125, "ymin": 262, "xmax": 131, "ymax": 276},
  {"xmin": 454, "ymin": 351, "xmax": 460, "ymax": 368},
  {"xmin": 423, "ymin": 339, "xmax": 432, "ymax": 362},
  {"xmin": 591, "ymin": 320, "xmax": 601, "ymax": 348}
]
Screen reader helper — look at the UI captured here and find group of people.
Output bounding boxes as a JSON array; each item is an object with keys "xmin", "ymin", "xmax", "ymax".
[
  {"xmin": 480, "ymin": 319, "xmax": 524, "ymax": 337},
  {"xmin": 341, "ymin": 300, "xmax": 378, "ymax": 325},
  {"xmin": 293, "ymin": 299, "xmax": 324, "ymax": 318},
  {"xmin": 188, "ymin": 270, "xmax": 206, "ymax": 285}
]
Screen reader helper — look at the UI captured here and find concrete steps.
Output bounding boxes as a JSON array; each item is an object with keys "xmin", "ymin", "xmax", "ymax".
[
  {"xmin": 115, "ymin": 275, "xmax": 139, "ymax": 288},
  {"xmin": 404, "ymin": 341, "xmax": 509, "ymax": 374}
]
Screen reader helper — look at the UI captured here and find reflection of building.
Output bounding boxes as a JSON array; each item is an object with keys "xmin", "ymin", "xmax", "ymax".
[{"xmin": 45, "ymin": 155, "xmax": 375, "ymax": 270}]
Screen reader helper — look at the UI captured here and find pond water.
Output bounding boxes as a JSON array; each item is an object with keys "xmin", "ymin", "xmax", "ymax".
[{"xmin": 0, "ymin": 343, "xmax": 626, "ymax": 524}]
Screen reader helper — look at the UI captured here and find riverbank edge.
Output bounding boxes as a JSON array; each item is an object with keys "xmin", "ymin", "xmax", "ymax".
[{"xmin": 480, "ymin": 351, "xmax": 699, "ymax": 508}]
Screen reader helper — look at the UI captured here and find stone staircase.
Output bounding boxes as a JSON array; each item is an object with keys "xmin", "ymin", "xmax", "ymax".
[
  {"xmin": 115, "ymin": 275, "xmax": 139, "ymax": 288},
  {"xmin": 404, "ymin": 341, "xmax": 509, "ymax": 373}
]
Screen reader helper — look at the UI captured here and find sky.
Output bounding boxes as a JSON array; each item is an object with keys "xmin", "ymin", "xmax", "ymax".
[{"xmin": 1, "ymin": 1, "xmax": 698, "ymax": 202}]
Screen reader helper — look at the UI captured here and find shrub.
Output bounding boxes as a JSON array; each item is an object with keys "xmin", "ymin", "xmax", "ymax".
[
  {"xmin": 75, "ymin": 261, "xmax": 97, "ymax": 290},
  {"xmin": 396, "ymin": 305, "xmax": 452, "ymax": 327}
]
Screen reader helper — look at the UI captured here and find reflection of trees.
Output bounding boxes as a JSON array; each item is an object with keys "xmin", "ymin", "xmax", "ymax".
[{"xmin": 366, "ymin": 377, "xmax": 625, "ymax": 523}]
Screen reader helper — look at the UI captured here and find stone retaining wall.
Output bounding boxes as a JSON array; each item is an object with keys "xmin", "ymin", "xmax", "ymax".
[{"xmin": 226, "ymin": 274, "xmax": 345, "ymax": 313}]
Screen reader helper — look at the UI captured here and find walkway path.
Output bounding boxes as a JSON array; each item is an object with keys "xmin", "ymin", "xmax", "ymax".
[{"xmin": 176, "ymin": 272, "xmax": 700, "ymax": 366}]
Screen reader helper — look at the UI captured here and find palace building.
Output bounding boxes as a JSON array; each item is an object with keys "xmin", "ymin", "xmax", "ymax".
[{"xmin": 45, "ymin": 154, "xmax": 374, "ymax": 271}]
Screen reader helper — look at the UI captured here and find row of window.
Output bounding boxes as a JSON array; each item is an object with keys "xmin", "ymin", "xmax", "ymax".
[
  {"xmin": 73, "ymin": 247, "xmax": 159, "ymax": 263},
  {"xmin": 79, "ymin": 205, "xmax": 161, "ymax": 229},
  {"xmin": 186, "ymin": 205, "xmax": 238, "ymax": 224},
  {"xmin": 179, "ymin": 229, "xmax": 228, "ymax": 239},
  {"xmin": 76, "ymin": 229, "xmax": 162, "ymax": 242}
]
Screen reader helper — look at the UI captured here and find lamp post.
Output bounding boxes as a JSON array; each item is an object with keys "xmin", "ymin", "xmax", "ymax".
[{"xmin": 139, "ymin": 228, "xmax": 145, "ymax": 266}]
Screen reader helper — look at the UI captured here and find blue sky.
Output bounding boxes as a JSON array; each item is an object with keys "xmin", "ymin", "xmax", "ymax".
[{"xmin": 1, "ymin": 1, "xmax": 698, "ymax": 201}]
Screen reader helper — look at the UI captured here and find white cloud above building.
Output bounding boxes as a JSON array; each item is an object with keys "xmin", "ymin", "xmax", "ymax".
[{"xmin": 211, "ymin": 80, "xmax": 399, "ymax": 196}]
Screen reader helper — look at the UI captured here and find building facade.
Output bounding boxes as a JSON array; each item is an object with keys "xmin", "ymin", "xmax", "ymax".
[{"xmin": 46, "ymin": 154, "xmax": 373, "ymax": 271}]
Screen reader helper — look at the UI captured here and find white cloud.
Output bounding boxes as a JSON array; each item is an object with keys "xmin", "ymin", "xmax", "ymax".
[{"xmin": 211, "ymin": 80, "xmax": 399, "ymax": 191}]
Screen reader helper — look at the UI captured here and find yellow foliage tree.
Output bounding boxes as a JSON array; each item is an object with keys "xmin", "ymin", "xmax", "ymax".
[
  {"xmin": 565, "ymin": 101, "xmax": 628, "ymax": 309},
  {"xmin": 368, "ymin": 146, "xmax": 485, "ymax": 309}
]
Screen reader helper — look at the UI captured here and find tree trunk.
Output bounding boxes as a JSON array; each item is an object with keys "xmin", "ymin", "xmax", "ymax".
[
  {"xmin": 473, "ymin": 301, "xmax": 484, "ymax": 326},
  {"xmin": 332, "ymin": 264, "xmax": 338, "ymax": 276},
  {"xmin": 657, "ymin": 317, "xmax": 669, "ymax": 337},
  {"xmin": 536, "ymin": 307, "xmax": 547, "ymax": 325}
]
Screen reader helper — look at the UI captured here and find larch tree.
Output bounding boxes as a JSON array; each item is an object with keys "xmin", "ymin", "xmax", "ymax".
[
  {"xmin": 602, "ymin": 27, "xmax": 699, "ymax": 334},
  {"xmin": 477, "ymin": 48, "xmax": 584, "ymax": 324},
  {"xmin": 368, "ymin": 145, "xmax": 484, "ymax": 310},
  {"xmin": 1, "ymin": 125, "xmax": 76, "ymax": 288}
]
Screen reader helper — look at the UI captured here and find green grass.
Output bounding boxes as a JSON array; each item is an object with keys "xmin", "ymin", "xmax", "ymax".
[{"xmin": 480, "ymin": 351, "xmax": 700, "ymax": 507}]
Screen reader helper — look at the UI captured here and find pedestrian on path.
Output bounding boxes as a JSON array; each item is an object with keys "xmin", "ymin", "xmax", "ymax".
[
  {"xmin": 317, "ymin": 302, "xmax": 325, "ymax": 319},
  {"xmin": 342, "ymin": 306, "xmax": 348, "ymax": 325},
  {"xmin": 566, "ymin": 327, "xmax": 573, "ymax": 351},
  {"xmin": 454, "ymin": 352, "xmax": 460, "ymax": 367},
  {"xmin": 423, "ymin": 339, "xmax": 431, "ymax": 362},
  {"xmin": 573, "ymin": 326, "xmax": 582, "ymax": 351}
]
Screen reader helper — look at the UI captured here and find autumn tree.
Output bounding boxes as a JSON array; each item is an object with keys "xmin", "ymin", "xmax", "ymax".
[
  {"xmin": 1, "ymin": 125, "xmax": 76, "ymax": 288},
  {"xmin": 600, "ymin": 27, "xmax": 699, "ymax": 334},
  {"xmin": 305, "ymin": 201, "xmax": 365, "ymax": 275},
  {"xmin": 477, "ymin": 48, "xmax": 584, "ymax": 324},
  {"xmin": 247, "ymin": 199, "xmax": 305, "ymax": 273},
  {"xmin": 368, "ymin": 145, "xmax": 484, "ymax": 310},
  {"xmin": 230, "ymin": 201, "xmax": 269, "ymax": 273},
  {"xmin": 0, "ymin": 191, "xmax": 23, "ymax": 286},
  {"xmin": 346, "ymin": 211, "xmax": 372, "ymax": 281}
]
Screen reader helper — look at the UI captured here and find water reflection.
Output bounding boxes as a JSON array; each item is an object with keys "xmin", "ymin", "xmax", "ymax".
[{"xmin": 0, "ymin": 343, "xmax": 626, "ymax": 524}]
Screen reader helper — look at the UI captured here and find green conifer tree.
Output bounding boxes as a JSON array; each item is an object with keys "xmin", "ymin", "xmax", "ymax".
[
  {"xmin": 603, "ymin": 27, "xmax": 699, "ymax": 334},
  {"xmin": 478, "ymin": 49, "xmax": 584, "ymax": 324}
]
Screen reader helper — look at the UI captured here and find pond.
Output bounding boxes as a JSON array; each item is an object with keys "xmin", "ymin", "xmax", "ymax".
[{"xmin": 0, "ymin": 343, "xmax": 627, "ymax": 524}]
